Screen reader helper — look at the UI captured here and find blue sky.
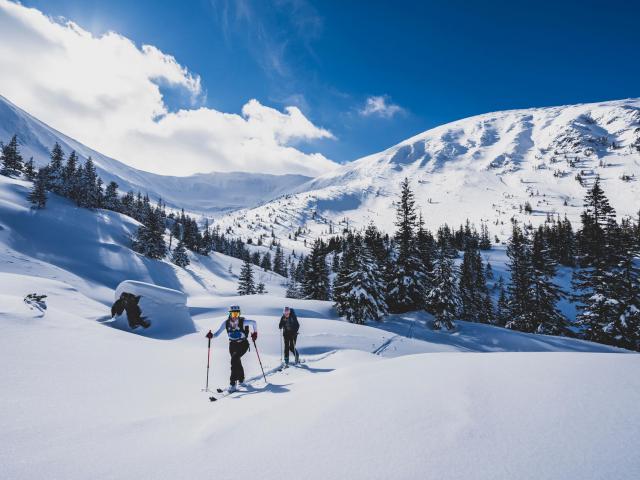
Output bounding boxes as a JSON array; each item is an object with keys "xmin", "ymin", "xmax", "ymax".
[{"xmin": 12, "ymin": 0, "xmax": 640, "ymax": 166}]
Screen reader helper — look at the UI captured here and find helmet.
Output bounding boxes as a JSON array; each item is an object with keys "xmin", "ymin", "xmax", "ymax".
[
  {"xmin": 283, "ymin": 306, "xmax": 291, "ymax": 313},
  {"xmin": 229, "ymin": 305, "xmax": 241, "ymax": 313}
]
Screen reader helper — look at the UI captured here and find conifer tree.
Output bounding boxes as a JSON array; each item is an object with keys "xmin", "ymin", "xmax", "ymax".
[
  {"xmin": 46, "ymin": 142, "xmax": 65, "ymax": 193},
  {"xmin": 495, "ymin": 277, "xmax": 509, "ymax": 326},
  {"xmin": 573, "ymin": 179, "xmax": 620, "ymax": 344},
  {"xmin": 458, "ymin": 239, "xmax": 493, "ymax": 323},
  {"xmin": 120, "ymin": 191, "xmax": 135, "ymax": 217},
  {"xmin": 27, "ymin": 169, "xmax": 47, "ymax": 209},
  {"xmin": 505, "ymin": 223, "xmax": 537, "ymax": 332},
  {"xmin": 23, "ymin": 157, "xmax": 36, "ymax": 181},
  {"xmin": 273, "ymin": 245, "xmax": 286, "ymax": 276},
  {"xmin": 200, "ymin": 221, "xmax": 213, "ymax": 255},
  {"xmin": 103, "ymin": 181, "xmax": 121, "ymax": 211},
  {"xmin": 479, "ymin": 222, "xmax": 492, "ymax": 250},
  {"xmin": 557, "ymin": 215, "xmax": 575, "ymax": 266},
  {"xmin": 237, "ymin": 257, "xmax": 256, "ymax": 295},
  {"xmin": 302, "ymin": 239, "xmax": 330, "ymax": 300},
  {"xmin": 260, "ymin": 252, "xmax": 272, "ymax": 271},
  {"xmin": 132, "ymin": 206, "xmax": 167, "ymax": 259},
  {"xmin": 605, "ymin": 218, "xmax": 640, "ymax": 350},
  {"xmin": 530, "ymin": 226, "xmax": 569, "ymax": 335},
  {"xmin": 334, "ymin": 234, "xmax": 388, "ymax": 324},
  {"xmin": 388, "ymin": 178, "xmax": 425, "ymax": 312},
  {"xmin": 171, "ymin": 239, "xmax": 190, "ymax": 267},
  {"xmin": 62, "ymin": 151, "xmax": 79, "ymax": 201},
  {"xmin": 1, "ymin": 135, "xmax": 23, "ymax": 176},
  {"xmin": 426, "ymin": 244, "xmax": 459, "ymax": 330},
  {"xmin": 286, "ymin": 279, "xmax": 302, "ymax": 299}
]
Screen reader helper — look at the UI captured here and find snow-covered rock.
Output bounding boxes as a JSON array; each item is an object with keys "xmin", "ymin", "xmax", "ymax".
[{"xmin": 109, "ymin": 280, "xmax": 195, "ymax": 338}]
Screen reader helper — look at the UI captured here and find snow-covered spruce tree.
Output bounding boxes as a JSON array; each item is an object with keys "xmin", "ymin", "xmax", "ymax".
[
  {"xmin": 23, "ymin": 157, "xmax": 36, "ymax": 181},
  {"xmin": 302, "ymin": 239, "xmax": 331, "ymax": 300},
  {"xmin": 426, "ymin": 244, "xmax": 459, "ymax": 330},
  {"xmin": 572, "ymin": 178, "xmax": 620, "ymax": 344},
  {"xmin": 256, "ymin": 282, "xmax": 267, "ymax": 294},
  {"xmin": 388, "ymin": 178, "xmax": 426, "ymax": 313},
  {"xmin": 458, "ymin": 238, "xmax": 493, "ymax": 323},
  {"xmin": 44, "ymin": 142, "xmax": 65, "ymax": 194},
  {"xmin": 436, "ymin": 224, "xmax": 458, "ymax": 259},
  {"xmin": 285, "ymin": 279, "xmax": 302, "ymax": 299},
  {"xmin": 200, "ymin": 221, "xmax": 213, "ymax": 255},
  {"xmin": 1, "ymin": 135, "xmax": 23, "ymax": 177},
  {"xmin": 62, "ymin": 151, "xmax": 79, "ymax": 201},
  {"xmin": 479, "ymin": 222, "xmax": 492, "ymax": 250},
  {"xmin": 103, "ymin": 181, "xmax": 121, "ymax": 212},
  {"xmin": 334, "ymin": 234, "xmax": 388, "ymax": 324},
  {"xmin": 132, "ymin": 206, "xmax": 167, "ymax": 259},
  {"xmin": 530, "ymin": 226, "xmax": 569, "ymax": 335},
  {"xmin": 557, "ymin": 215, "xmax": 575, "ymax": 266},
  {"xmin": 171, "ymin": 239, "xmax": 190, "ymax": 267},
  {"xmin": 237, "ymin": 257, "xmax": 256, "ymax": 295},
  {"xmin": 180, "ymin": 214, "xmax": 202, "ymax": 253},
  {"xmin": 607, "ymin": 218, "xmax": 640, "ymax": 350},
  {"xmin": 120, "ymin": 190, "xmax": 135, "ymax": 217},
  {"xmin": 27, "ymin": 169, "xmax": 47, "ymax": 209},
  {"xmin": 260, "ymin": 251, "xmax": 272, "ymax": 271},
  {"xmin": 273, "ymin": 245, "xmax": 286, "ymax": 276},
  {"xmin": 416, "ymin": 212, "xmax": 435, "ymax": 302},
  {"xmin": 495, "ymin": 276, "xmax": 509, "ymax": 327},
  {"xmin": 77, "ymin": 157, "xmax": 101, "ymax": 208},
  {"xmin": 505, "ymin": 222, "xmax": 537, "ymax": 332}
]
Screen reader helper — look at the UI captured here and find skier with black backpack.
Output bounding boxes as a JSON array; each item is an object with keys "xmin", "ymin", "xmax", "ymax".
[
  {"xmin": 279, "ymin": 306, "xmax": 300, "ymax": 366},
  {"xmin": 210, "ymin": 305, "xmax": 258, "ymax": 392}
]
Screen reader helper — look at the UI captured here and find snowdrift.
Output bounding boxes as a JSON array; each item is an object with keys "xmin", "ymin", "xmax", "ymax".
[{"xmin": 108, "ymin": 280, "xmax": 196, "ymax": 338}]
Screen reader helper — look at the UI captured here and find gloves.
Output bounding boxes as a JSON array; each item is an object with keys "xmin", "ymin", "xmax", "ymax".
[{"xmin": 251, "ymin": 331, "xmax": 258, "ymax": 342}]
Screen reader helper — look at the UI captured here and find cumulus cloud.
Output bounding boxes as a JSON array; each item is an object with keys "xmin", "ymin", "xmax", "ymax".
[
  {"xmin": 360, "ymin": 95, "xmax": 405, "ymax": 119},
  {"xmin": 0, "ymin": 0, "xmax": 337, "ymax": 176}
]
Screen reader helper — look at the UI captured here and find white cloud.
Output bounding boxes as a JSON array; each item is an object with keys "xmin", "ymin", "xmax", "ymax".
[
  {"xmin": 0, "ymin": 0, "xmax": 337, "ymax": 176},
  {"xmin": 360, "ymin": 95, "xmax": 405, "ymax": 119}
]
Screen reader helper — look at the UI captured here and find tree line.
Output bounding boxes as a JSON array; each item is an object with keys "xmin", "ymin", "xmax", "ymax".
[
  {"xmin": 276, "ymin": 177, "xmax": 639, "ymax": 351},
  {"xmin": 0, "ymin": 135, "xmax": 268, "ymax": 271}
]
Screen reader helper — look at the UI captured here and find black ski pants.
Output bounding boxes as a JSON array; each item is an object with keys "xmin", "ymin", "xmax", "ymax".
[
  {"xmin": 229, "ymin": 339, "xmax": 249, "ymax": 384},
  {"xmin": 283, "ymin": 332, "xmax": 298, "ymax": 362}
]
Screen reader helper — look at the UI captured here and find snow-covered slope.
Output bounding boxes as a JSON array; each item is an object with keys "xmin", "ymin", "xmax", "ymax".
[
  {"xmin": 0, "ymin": 175, "xmax": 287, "ymax": 307},
  {"xmin": 0, "ymin": 95, "xmax": 310, "ymax": 213},
  {"xmin": 1, "ymin": 270, "xmax": 638, "ymax": 480},
  {"xmin": 218, "ymin": 98, "xmax": 640, "ymax": 250},
  {"xmin": 2, "ymin": 167, "xmax": 639, "ymax": 479}
]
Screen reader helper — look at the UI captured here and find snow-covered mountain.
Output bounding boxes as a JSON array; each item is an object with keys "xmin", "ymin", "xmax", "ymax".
[
  {"xmin": 0, "ymin": 95, "xmax": 311, "ymax": 214},
  {"xmin": 218, "ymin": 98, "xmax": 640, "ymax": 250}
]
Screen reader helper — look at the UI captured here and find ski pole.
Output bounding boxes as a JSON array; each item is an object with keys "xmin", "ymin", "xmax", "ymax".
[
  {"xmin": 204, "ymin": 330, "xmax": 213, "ymax": 391},
  {"xmin": 252, "ymin": 336, "xmax": 267, "ymax": 383},
  {"xmin": 279, "ymin": 330, "xmax": 283, "ymax": 364}
]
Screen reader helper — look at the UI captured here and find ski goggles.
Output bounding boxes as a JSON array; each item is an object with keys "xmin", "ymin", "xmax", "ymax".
[{"xmin": 230, "ymin": 311, "xmax": 240, "ymax": 318}]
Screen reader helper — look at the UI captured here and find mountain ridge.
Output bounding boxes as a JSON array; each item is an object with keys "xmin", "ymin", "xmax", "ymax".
[
  {"xmin": 217, "ymin": 97, "xmax": 640, "ymax": 251},
  {"xmin": 0, "ymin": 94, "xmax": 311, "ymax": 214}
]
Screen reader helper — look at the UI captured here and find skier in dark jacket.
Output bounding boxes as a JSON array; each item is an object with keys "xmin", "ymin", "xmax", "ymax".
[
  {"xmin": 211, "ymin": 305, "xmax": 258, "ymax": 392},
  {"xmin": 279, "ymin": 306, "xmax": 300, "ymax": 366}
]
